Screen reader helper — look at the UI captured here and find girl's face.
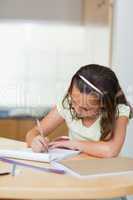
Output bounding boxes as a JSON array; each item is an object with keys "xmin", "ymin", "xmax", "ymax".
[{"xmin": 70, "ymin": 85, "xmax": 101, "ymax": 119}]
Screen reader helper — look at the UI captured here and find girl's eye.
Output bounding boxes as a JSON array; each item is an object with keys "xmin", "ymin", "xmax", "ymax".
[
  {"xmin": 83, "ymin": 107, "xmax": 95, "ymax": 111},
  {"xmin": 83, "ymin": 108, "xmax": 90, "ymax": 111}
]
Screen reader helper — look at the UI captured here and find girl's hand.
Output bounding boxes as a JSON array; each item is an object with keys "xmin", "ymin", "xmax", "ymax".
[
  {"xmin": 52, "ymin": 136, "xmax": 69, "ymax": 142},
  {"xmin": 31, "ymin": 135, "xmax": 49, "ymax": 153},
  {"xmin": 49, "ymin": 140, "xmax": 80, "ymax": 151}
]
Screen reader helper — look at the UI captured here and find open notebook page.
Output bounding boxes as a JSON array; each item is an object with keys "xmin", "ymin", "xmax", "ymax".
[{"xmin": 0, "ymin": 148, "xmax": 80, "ymax": 163}]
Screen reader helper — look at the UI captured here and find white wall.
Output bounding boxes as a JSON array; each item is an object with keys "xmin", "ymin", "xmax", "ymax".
[
  {"xmin": 112, "ymin": 3, "xmax": 133, "ymax": 200},
  {"xmin": 112, "ymin": 1, "xmax": 133, "ymax": 197},
  {"xmin": 0, "ymin": 0, "xmax": 110, "ymax": 108},
  {"xmin": 112, "ymin": 0, "xmax": 133, "ymax": 157}
]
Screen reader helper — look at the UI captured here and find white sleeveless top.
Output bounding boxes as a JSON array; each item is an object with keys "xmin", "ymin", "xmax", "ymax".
[{"xmin": 56, "ymin": 98, "xmax": 130, "ymax": 141}]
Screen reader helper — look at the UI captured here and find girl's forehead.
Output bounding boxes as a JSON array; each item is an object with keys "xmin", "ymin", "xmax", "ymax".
[{"xmin": 71, "ymin": 85, "xmax": 100, "ymax": 100}]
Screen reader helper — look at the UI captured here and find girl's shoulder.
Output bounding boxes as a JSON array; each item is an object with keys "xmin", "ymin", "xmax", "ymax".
[{"xmin": 117, "ymin": 104, "xmax": 131, "ymax": 118}]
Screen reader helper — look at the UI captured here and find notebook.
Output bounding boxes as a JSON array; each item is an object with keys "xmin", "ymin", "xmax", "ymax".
[
  {"xmin": 52, "ymin": 157, "xmax": 133, "ymax": 178},
  {"xmin": 0, "ymin": 148, "xmax": 80, "ymax": 163}
]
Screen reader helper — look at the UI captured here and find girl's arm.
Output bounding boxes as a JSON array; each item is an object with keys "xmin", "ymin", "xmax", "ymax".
[
  {"xmin": 49, "ymin": 116, "xmax": 129, "ymax": 158},
  {"xmin": 26, "ymin": 106, "xmax": 65, "ymax": 147}
]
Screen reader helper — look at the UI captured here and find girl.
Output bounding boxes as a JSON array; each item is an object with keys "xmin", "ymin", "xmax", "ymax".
[{"xmin": 26, "ymin": 64, "xmax": 132, "ymax": 158}]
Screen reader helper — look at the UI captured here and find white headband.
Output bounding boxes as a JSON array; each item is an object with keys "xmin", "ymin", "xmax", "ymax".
[{"xmin": 79, "ymin": 75, "xmax": 103, "ymax": 95}]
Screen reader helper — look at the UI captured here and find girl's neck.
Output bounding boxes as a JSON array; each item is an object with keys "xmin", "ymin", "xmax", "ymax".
[{"xmin": 82, "ymin": 115, "xmax": 99, "ymax": 127}]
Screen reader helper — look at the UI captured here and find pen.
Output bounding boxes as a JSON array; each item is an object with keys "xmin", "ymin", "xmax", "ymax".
[{"xmin": 36, "ymin": 119, "xmax": 49, "ymax": 152}]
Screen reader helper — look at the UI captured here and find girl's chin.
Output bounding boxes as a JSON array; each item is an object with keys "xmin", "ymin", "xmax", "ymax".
[
  {"xmin": 77, "ymin": 113, "xmax": 99, "ymax": 119},
  {"xmin": 76, "ymin": 114, "xmax": 90, "ymax": 119}
]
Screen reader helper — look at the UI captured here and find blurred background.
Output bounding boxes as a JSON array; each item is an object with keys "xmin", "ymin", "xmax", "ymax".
[
  {"xmin": 0, "ymin": 0, "xmax": 132, "ymax": 171},
  {"xmin": 0, "ymin": 0, "xmax": 111, "ymax": 108}
]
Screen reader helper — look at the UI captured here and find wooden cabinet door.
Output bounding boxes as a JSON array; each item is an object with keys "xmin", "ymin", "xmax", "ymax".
[
  {"xmin": 18, "ymin": 119, "xmax": 35, "ymax": 141},
  {"xmin": 0, "ymin": 119, "xmax": 18, "ymax": 140}
]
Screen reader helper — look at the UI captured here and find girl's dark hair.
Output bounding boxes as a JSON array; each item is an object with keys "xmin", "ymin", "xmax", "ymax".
[{"xmin": 62, "ymin": 64, "xmax": 132, "ymax": 141}]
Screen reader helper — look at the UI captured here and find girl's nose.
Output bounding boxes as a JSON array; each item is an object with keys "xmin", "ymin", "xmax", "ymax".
[{"xmin": 74, "ymin": 105, "xmax": 82, "ymax": 114}]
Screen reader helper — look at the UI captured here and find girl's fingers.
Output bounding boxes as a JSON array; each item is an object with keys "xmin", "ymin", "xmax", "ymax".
[
  {"xmin": 38, "ymin": 139, "xmax": 49, "ymax": 152},
  {"xmin": 53, "ymin": 136, "xmax": 69, "ymax": 142},
  {"xmin": 48, "ymin": 141, "xmax": 57, "ymax": 146},
  {"xmin": 49, "ymin": 143, "xmax": 62, "ymax": 150},
  {"xmin": 49, "ymin": 141, "xmax": 78, "ymax": 151},
  {"xmin": 44, "ymin": 137, "xmax": 49, "ymax": 143},
  {"xmin": 49, "ymin": 141, "xmax": 68, "ymax": 150},
  {"xmin": 38, "ymin": 137, "xmax": 48, "ymax": 147},
  {"xmin": 32, "ymin": 140, "xmax": 44, "ymax": 152},
  {"xmin": 32, "ymin": 136, "xmax": 49, "ymax": 152}
]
